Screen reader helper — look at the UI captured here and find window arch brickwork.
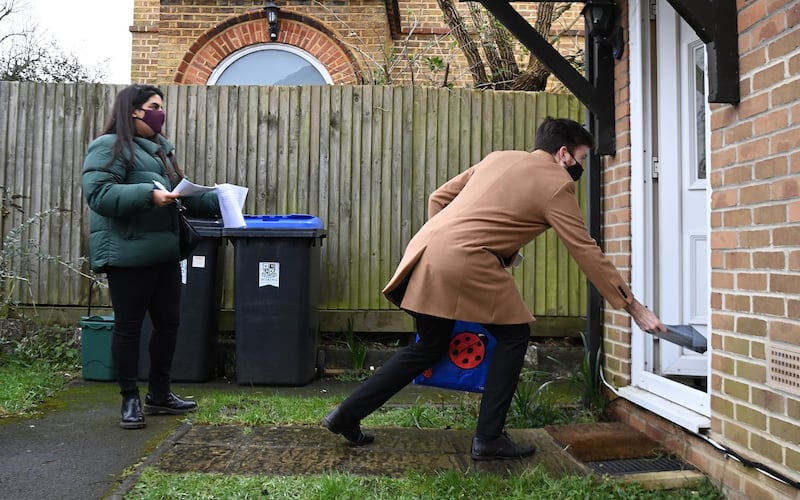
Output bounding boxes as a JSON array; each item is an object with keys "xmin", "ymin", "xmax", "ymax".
[{"xmin": 175, "ymin": 10, "xmax": 362, "ymax": 85}]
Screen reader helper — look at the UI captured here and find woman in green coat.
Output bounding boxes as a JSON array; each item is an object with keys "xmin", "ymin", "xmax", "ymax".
[{"xmin": 83, "ymin": 84, "xmax": 220, "ymax": 429}]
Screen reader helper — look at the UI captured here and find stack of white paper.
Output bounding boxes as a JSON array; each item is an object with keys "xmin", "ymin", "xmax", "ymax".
[
  {"xmin": 215, "ymin": 183, "xmax": 248, "ymax": 228},
  {"xmin": 153, "ymin": 179, "xmax": 248, "ymax": 228}
]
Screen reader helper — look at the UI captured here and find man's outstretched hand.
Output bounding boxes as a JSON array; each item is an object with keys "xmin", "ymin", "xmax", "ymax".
[{"xmin": 625, "ymin": 299, "xmax": 667, "ymax": 333}]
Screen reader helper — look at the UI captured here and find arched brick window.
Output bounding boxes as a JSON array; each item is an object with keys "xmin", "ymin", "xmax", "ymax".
[
  {"xmin": 209, "ymin": 43, "xmax": 332, "ymax": 85},
  {"xmin": 176, "ymin": 10, "xmax": 361, "ymax": 85}
]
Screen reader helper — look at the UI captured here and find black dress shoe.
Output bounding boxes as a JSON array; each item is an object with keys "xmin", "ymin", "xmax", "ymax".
[
  {"xmin": 471, "ymin": 432, "xmax": 536, "ymax": 461},
  {"xmin": 120, "ymin": 395, "xmax": 146, "ymax": 429},
  {"xmin": 322, "ymin": 406, "xmax": 374, "ymax": 445},
  {"xmin": 143, "ymin": 392, "xmax": 198, "ymax": 415}
]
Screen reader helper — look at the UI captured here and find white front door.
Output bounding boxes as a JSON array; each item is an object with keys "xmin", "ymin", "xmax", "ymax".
[
  {"xmin": 625, "ymin": 0, "xmax": 711, "ymax": 428},
  {"xmin": 656, "ymin": 13, "xmax": 709, "ymax": 378}
]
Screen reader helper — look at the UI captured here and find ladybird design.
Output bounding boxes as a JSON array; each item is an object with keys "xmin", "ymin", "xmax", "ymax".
[{"xmin": 448, "ymin": 332, "xmax": 487, "ymax": 369}]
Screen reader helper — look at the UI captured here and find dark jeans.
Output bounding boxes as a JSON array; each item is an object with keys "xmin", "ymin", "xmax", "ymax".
[
  {"xmin": 337, "ymin": 312, "xmax": 530, "ymax": 439},
  {"xmin": 106, "ymin": 262, "xmax": 182, "ymax": 399}
]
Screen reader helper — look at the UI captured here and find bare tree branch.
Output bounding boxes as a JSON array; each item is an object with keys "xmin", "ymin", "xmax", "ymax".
[
  {"xmin": 470, "ymin": 3, "xmax": 519, "ymax": 89},
  {"xmin": 1, "ymin": 0, "xmax": 17, "ymax": 22},
  {"xmin": 438, "ymin": 2, "xmax": 578, "ymax": 92},
  {"xmin": 0, "ymin": 1, "xmax": 105, "ymax": 82},
  {"xmin": 512, "ymin": 3, "xmax": 556, "ymax": 91},
  {"xmin": 0, "ymin": 0, "xmax": 31, "ymax": 48},
  {"xmin": 313, "ymin": 0, "xmax": 452, "ymax": 86},
  {"xmin": 437, "ymin": 0, "xmax": 488, "ymax": 86}
]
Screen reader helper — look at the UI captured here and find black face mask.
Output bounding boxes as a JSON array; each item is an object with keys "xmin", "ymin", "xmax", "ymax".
[{"xmin": 567, "ymin": 162, "xmax": 584, "ymax": 181}]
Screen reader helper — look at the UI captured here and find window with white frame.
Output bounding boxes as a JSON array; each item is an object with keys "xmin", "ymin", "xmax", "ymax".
[{"xmin": 209, "ymin": 44, "xmax": 333, "ymax": 85}]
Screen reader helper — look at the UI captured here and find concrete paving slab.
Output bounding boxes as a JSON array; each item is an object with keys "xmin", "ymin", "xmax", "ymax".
[{"xmin": 152, "ymin": 425, "xmax": 588, "ymax": 479}]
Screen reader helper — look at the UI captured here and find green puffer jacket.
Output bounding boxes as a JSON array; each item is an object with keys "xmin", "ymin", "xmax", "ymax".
[{"xmin": 82, "ymin": 134, "xmax": 220, "ymax": 271}]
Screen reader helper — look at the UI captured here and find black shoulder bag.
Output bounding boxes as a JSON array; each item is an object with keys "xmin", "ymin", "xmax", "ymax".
[
  {"xmin": 156, "ymin": 148, "xmax": 201, "ymax": 260},
  {"xmin": 177, "ymin": 203, "xmax": 201, "ymax": 260}
]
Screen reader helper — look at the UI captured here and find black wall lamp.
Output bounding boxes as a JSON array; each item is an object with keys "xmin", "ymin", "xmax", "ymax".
[
  {"xmin": 264, "ymin": 1, "xmax": 280, "ymax": 41},
  {"xmin": 582, "ymin": 0, "xmax": 624, "ymax": 59}
]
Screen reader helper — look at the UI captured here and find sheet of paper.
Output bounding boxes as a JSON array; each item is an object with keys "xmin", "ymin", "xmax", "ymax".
[
  {"xmin": 216, "ymin": 183, "xmax": 248, "ymax": 228},
  {"xmin": 153, "ymin": 178, "xmax": 216, "ymax": 196},
  {"xmin": 171, "ymin": 178, "xmax": 217, "ymax": 196}
]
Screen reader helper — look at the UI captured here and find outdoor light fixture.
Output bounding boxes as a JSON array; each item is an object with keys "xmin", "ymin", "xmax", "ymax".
[
  {"xmin": 582, "ymin": 0, "xmax": 624, "ymax": 59},
  {"xmin": 264, "ymin": 1, "xmax": 280, "ymax": 41}
]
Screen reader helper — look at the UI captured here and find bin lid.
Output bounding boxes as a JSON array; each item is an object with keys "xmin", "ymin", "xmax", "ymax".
[
  {"xmin": 80, "ymin": 315, "xmax": 115, "ymax": 328},
  {"xmin": 187, "ymin": 217, "xmax": 224, "ymax": 237},
  {"xmin": 222, "ymin": 214, "xmax": 326, "ymax": 238}
]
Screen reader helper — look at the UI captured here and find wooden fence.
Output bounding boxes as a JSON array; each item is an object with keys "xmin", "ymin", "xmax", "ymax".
[{"xmin": 0, "ymin": 82, "xmax": 587, "ymax": 332}]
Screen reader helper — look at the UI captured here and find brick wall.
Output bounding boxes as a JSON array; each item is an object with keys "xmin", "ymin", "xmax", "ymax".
[
  {"xmin": 131, "ymin": 0, "xmax": 162, "ymax": 82},
  {"xmin": 175, "ymin": 12, "xmax": 361, "ymax": 84},
  {"xmin": 397, "ymin": 1, "xmax": 583, "ymax": 33},
  {"xmin": 130, "ymin": 1, "xmax": 585, "ymax": 88},
  {"xmin": 601, "ymin": 0, "xmax": 634, "ymax": 388},
  {"xmin": 708, "ymin": 0, "xmax": 800, "ymax": 486},
  {"xmin": 132, "ymin": 1, "xmax": 392, "ymax": 84}
]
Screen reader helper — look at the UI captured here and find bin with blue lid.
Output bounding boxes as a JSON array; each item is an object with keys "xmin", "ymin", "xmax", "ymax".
[
  {"xmin": 138, "ymin": 218, "xmax": 226, "ymax": 382},
  {"xmin": 224, "ymin": 214, "xmax": 326, "ymax": 385}
]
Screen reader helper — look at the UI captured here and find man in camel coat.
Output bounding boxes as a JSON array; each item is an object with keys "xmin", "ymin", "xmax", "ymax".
[{"xmin": 323, "ymin": 117, "xmax": 666, "ymax": 460}]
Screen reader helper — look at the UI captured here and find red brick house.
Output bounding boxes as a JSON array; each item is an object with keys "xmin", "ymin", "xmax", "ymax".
[
  {"xmin": 129, "ymin": 1, "xmax": 799, "ymax": 497},
  {"xmin": 131, "ymin": 1, "xmax": 582, "ymax": 88}
]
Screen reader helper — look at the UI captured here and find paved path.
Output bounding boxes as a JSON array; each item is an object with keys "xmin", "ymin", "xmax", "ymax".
[{"xmin": 0, "ymin": 381, "xmax": 181, "ymax": 500}]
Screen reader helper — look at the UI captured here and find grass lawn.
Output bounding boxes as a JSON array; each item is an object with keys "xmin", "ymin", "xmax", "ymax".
[
  {"xmin": 0, "ymin": 358, "xmax": 76, "ymax": 417},
  {"xmin": 127, "ymin": 467, "xmax": 722, "ymax": 500},
  {"xmin": 0, "ymin": 323, "xmax": 81, "ymax": 418}
]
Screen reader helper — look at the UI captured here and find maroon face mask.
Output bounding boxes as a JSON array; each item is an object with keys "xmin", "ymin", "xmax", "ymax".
[{"xmin": 136, "ymin": 108, "xmax": 165, "ymax": 135}]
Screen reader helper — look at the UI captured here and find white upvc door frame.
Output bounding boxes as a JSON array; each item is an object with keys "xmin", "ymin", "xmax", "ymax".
[{"xmin": 623, "ymin": 0, "xmax": 711, "ymax": 433}]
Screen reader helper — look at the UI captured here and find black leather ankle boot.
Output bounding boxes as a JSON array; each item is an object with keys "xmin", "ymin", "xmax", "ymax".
[
  {"xmin": 120, "ymin": 395, "xmax": 146, "ymax": 429},
  {"xmin": 143, "ymin": 392, "xmax": 198, "ymax": 415}
]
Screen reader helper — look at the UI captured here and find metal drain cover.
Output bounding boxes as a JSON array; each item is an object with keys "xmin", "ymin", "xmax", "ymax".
[{"xmin": 585, "ymin": 456, "xmax": 695, "ymax": 476}]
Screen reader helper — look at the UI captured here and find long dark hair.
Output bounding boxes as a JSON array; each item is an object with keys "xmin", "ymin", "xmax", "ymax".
[{"xmin": 100, "ymin": 84, "xmax": 184, "ymax": 182}]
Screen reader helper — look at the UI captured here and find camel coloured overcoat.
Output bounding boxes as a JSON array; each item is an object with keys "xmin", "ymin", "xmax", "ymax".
[{"xmin": 382, "ymin": 150, "xmax": 635, "ymax": 324}]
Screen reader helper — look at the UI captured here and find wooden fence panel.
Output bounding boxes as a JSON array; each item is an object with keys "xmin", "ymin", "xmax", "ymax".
[{"xmin": 0, "ymin": 82, "xmax": 587, "ymax": 319}]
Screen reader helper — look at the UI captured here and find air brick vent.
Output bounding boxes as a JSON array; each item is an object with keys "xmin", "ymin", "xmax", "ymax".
[{"xmin": 767, "ymin": 342, "xmax": 800, "ymax": 396}]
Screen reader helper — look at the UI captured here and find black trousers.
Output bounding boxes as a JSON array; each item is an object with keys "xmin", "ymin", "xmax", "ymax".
[
  {"xmin": 337, "ymin": 312, "xmax": 530, "ymax": 439},
  {"xmin": 106, "ymin": 262, "xmax": 181, "ymax": 398}
]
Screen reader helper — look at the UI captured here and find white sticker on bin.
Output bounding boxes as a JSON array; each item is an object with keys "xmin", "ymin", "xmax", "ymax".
[
  {"xmin": 259, "ymin": 262, "xmax": 280, "ymax": 288},
  {"xmin": 192, "ymin": 255, "xmax": 206, "ymax": 269}
]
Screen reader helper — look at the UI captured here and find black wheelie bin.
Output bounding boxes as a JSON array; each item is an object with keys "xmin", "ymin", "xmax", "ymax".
[{"xmin": 223, "ymin": 214, "xmax": 326, "ymax": 386}]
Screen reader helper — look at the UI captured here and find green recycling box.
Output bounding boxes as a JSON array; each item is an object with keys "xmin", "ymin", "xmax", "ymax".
[{"xmin": 80, "ymin": 315, "xmax": 116, "ymax": 381}]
